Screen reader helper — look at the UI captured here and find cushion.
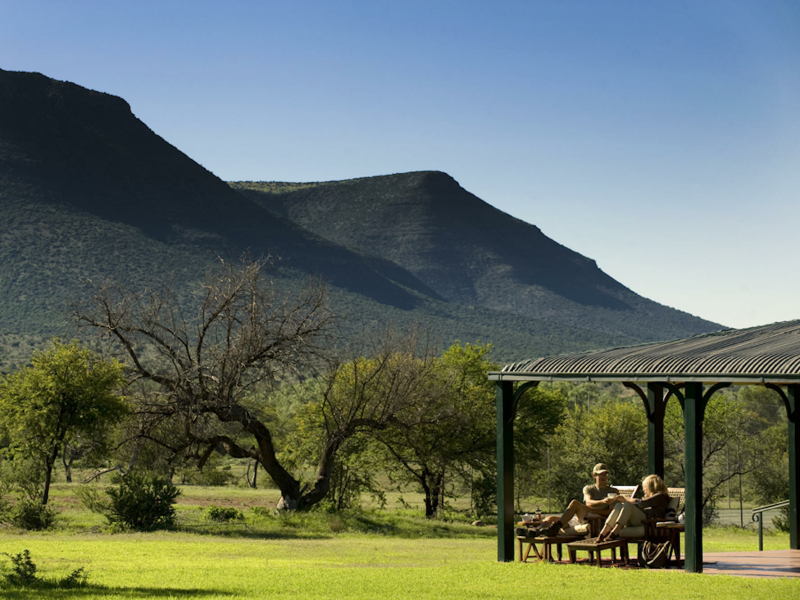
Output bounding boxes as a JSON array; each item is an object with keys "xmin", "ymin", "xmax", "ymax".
[
  {"xmin": 665, "ymin": 497, "xmax": 680, "ymax": 520},
  {"xmin": 620, "ymin": 525, "xmax": 645, "ymax": 539}
]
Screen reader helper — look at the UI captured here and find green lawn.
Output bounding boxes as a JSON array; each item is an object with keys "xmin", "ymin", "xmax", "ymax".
[
  {"xmin": 1, "ymin": 481, "xmax": 796, "ymax": 598},
  {"xmin": 0, "ymin": 532, "xmax": 797, "ymax": 600}
]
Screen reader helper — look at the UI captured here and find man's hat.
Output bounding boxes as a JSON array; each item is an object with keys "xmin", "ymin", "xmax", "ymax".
[{"xmin": 592, "ymin": 463, "xmax": 610, "ymax": 476}]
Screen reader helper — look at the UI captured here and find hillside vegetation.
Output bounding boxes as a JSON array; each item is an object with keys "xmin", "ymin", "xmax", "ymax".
[
  {"xmin": 0, "ymin": 69, "xmax": 721, "ymax": 370},
  {"xmin": 234, "ymin": 173, "xmax": 722, "ymax": 342}
]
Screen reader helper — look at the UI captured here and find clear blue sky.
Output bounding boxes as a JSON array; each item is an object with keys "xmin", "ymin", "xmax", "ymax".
[{"xmin": 3, "ymin": 0, "xmax": 799, "ymax": 329}]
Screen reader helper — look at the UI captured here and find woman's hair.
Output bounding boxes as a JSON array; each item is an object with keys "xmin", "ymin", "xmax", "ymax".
[{"xmin": 642, "ymin": 474, "xmax": 669, "ymax": 497}]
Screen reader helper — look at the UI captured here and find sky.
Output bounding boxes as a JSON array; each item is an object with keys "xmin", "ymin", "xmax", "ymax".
[{"xmin": 2, "ymin": 0, "xmax": 799, "ymax": 329}]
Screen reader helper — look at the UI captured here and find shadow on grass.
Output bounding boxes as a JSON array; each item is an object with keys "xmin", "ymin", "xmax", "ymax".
[
  {"xmin": 178, "ymin": 521, "xmax": 335, "ymax": 540},
  {"xmin": 0, "ymin": 585, "xmax": 230, "ymax": 598},
  {"xmin": 176, "ymin": 513, "xmax": 494, "ymax": 540}
]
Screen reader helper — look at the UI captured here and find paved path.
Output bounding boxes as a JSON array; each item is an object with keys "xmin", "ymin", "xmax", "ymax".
[
  {"xmin": 702, "ymin": 549, "xmax": 800, "ymax": 578},
  {"xmin": 553, "ymin": 549, "xmax": 800, "ymax": 578}
]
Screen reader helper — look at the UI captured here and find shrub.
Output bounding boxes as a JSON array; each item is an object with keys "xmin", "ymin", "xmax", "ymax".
[
  {"xmin": 0, "ymin": 499, "xmax": 56, "ymax": 531},
  {"xmin": 702, "ymin": 497, "xmax": 719, "ymax": 527},
  {"xmin": 2, "ymin": 549, "xmax": 37, "ymax": 585},
  {"xmin": 105, "ymin": 471, "xmax": 180, "ymax": 531},
  {"xmin": 75, "ymin": 485, "xmax": 111, "ymax": 516},
  {"xmin": 196, "ymin": 467, "xmax": 236, "ymax": 487},
  {"xmin": 177, "ymin": 459, "xmax": 236, "ymax": 486},
  {"xmin": 250, "ymin": 506, "xmax": 272, "ymax": 518},
  {"xmin": 470, "ymin": 474, "xmax": 496, "ymax": 518},
  {"xmin": 0, "ymin": 550, "xmax": 88, "ymax": 589},
  {"xmin": 773, "ymin": 506, "xmax": 790, "ymax": 532},
  {"xmin": 206, "ymin": 505, "xmax": 243, "ymax": 522}
]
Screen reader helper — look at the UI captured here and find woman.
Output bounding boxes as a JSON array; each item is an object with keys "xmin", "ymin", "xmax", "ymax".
[{"xmin": 597, "ymin": 474, "xmax": 670, "ymax": 541}]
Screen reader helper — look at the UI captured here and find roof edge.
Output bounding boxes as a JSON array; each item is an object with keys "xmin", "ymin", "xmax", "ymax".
[{"xmin": 487, "ymin": 371, "xmax": 800, "ymax": 384}]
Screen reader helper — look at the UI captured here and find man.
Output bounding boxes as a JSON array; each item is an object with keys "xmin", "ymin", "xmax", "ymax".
[{"xmin": 522, "ymin": 463, "xmax": 619, "ymax": 537}]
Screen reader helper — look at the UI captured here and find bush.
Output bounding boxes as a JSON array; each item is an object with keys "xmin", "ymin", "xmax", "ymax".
[
  {"xmin": 773, "ymin": 506, "xmax": 790, "ymax": 533},
  {"xmin": 75, "ymin": 485, "xmax": 111, "ymax": 516},
  {"xmin": 470, "ymin": 474, "xmax": 496, "ymax": 518},
  {"xmin": 105, "ymin": 471, "xmax": 180, "ymax": 531},
  {"xmin": 206, "ymin": 505, "xmax": 243, "ymax": 522},
  {"xmin": 177, "ymin": 459, "xmax": 236, "ymax": 486},
  {"xmin": 0, "ymin": 499, "xmax": 56, "ymax": 531},
  {"xmin": 0, "ymin": 549, "xmax": 88, "ymax": 589},
  {"xmin": 196, "ymin": 468, "xmax": 236, "ymax": 487},
  {"xmin": 2, "ymin": 549, "xmax": 37, "ymax": 585},
  {"xmin": 702, "ymin": 497, "xmax": 719, "ymax": 527},
  {"xmin": 250, "ymin": 506, "xmax": 272, "ymax": 518}
]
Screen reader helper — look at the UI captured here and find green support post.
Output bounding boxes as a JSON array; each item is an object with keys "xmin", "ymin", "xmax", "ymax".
[
  {"xmin": 789, "ymin": 385, "xmax": 799, "ymax": 549},
  {"xmin": 646, "ymin": 383, "xmax": 665, "ymax": 478},
  {"xmin": 496, "ymin": 381, "xmax": 515, "ymax": 562},
  {"xmin": 683, "ymin": 383, "xmax": 704, "ymax": 573}
]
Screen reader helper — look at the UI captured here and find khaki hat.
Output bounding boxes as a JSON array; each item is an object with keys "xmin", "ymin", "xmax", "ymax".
[{"xmin": 592, "ymin": 463, "xmax": 610, "ymax": 476}]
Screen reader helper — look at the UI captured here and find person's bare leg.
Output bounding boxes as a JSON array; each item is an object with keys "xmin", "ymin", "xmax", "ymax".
[
  {"xmin": 559, "ymin": 500, "xmax": 590, "ymax": 524},
  {"xmin": 539, "ymin": 500, "xmax": 589, "ymax": 536}
]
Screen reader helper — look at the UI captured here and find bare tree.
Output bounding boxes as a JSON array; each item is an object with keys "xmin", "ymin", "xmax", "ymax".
[{"xmin": 74, "ymin": 257, "xmax": 345, "ymax": 509}]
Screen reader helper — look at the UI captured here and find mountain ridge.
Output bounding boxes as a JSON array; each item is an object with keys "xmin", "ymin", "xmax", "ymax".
[
  {"xmin": 0, "ymin": 68, "xmax": 443, "ymax": 309},
  {"xmin": 233, "ymin": 173, "xmax": 720, "ymax": 340},
  {"xmin": 0, "ymin": 69, "xmax": 721, "ymax": 368}
]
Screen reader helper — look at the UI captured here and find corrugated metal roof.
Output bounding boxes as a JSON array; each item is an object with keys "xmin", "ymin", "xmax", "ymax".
[{"xmin": 490, "ymin": 320, "xmax": 800, "ymax": 383}]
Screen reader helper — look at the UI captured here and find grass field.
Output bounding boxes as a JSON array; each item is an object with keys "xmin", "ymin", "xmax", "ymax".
[
  {"xmin": 1, "ymin": 531, "xmax": 797, "ymax": 600},
  {"xmin": 0, "ymin": 482, "xmax": 797, "ymax": 599}
]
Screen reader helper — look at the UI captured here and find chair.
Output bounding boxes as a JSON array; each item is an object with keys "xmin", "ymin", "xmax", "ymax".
[{"xmin": 618, "ymin": 487, "xmax": 685, "ymax": 566}]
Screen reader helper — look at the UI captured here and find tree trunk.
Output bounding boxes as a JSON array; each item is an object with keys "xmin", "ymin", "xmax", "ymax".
[
  {"xmin": 215, "ymin": 405, "xmax": 304, "ymax": 508},
  {"xmin": 42, "ymin": 460, "xmax": 53, "ymax": 505},
  {"xmin": 422, "ymin": 479, "xmax": 434, "ymax": 517},
  {"xmin": 252, "ymin": 434, "xmax": 302, "ymax": 509},
  {"xmin": 421, "ymin": 470, "xmax": 442, "ymax": 518},
  {"xmin": 62, "ymin": 443, "xmax": 73, "ymax": 484}
]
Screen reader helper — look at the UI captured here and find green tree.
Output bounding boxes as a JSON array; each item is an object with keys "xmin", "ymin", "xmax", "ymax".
[
  {"xmin": 664, "ymin": 391, "xmax": 764, "ymax": 524},
  {"xmin": 307, "ymin": 331, "xmax": 439, "ymax": 511},
  {"xmin": 366, "ymin": 342, "xmax": 563, "ymax": 517},
  {"xmin": 368, "ymin": 342, "xmax": 493, "ymax": 517},
  {"xmin": 0, "ymin": 340, "xmax": 127, "ymax": 504},
  {"xmin": 545, "ymin": 398, "xmax": 648, "ymax": 507},
  {"xmin": 748, "ymin": 423, "xmax": 788, "ymax": 505}
]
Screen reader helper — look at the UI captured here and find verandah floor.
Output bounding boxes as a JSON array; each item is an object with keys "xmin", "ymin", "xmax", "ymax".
[{"xmin": 701, "ymin": 550, "xmax": 800, "ymax": 578}]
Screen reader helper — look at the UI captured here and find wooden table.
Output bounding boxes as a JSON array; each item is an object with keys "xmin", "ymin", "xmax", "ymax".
[
  {"xmin": 567, "ymin": 538, "xmax": 629, "ymax": 567},
  {"xmin": 518, "ymin": 534, "xmax": 584, "ymax": 563}
]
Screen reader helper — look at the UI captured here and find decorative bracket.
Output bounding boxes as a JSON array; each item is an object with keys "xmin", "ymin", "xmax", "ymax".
[
  {"xmin": 702, "ymin": 382, "xmax": 732, "ymax": 412},
  {"xmin": 764, "ymin": 383, "xmax": 794, "ymax": 422},
  {"xmin": 623, "ymin": 382, "xmax": 650, "ymax": 419},
  {"xmin": 513, "ymin": 381, "xmax": 539, "ymax": 415},
  {"xmin": 663, "ymin": 382, "xmax": 686, "ymax": 410}
]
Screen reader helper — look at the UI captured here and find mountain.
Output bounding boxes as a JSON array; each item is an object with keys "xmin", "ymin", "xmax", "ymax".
[
  {"xmin": 233, "ymin": 174, "xmax": 721, "ymax": 341},
  {"xmin": 0, "ymin": 68, "xmax": 440, "ymax": 310},
  {"xmin": 0, "ymin": 69, "xmax": 720, "ymax": 370}
]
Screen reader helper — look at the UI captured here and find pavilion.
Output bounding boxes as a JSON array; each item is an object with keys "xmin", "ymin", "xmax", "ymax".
[{"xmin": 489, "ymin": 320, "xmax": 800, "ymax": 572}]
